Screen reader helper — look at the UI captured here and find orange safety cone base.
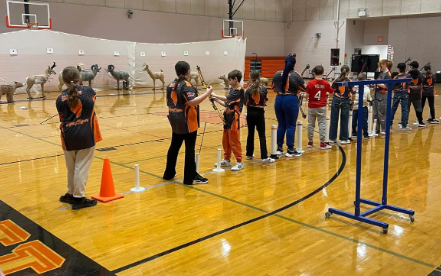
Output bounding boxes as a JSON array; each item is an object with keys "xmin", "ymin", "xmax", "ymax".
[{"xmin": 91, "ymin": 193, "xmax": 124, "ymax": 203}]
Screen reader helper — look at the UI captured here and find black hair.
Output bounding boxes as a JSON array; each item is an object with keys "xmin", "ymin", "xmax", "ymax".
[
  {"xmin": 228, "ymin": 70, "xmax": 242, "ymax": 82},
  {"xmin": 174, "ymin": 61, "xmax": 190, "ymax": 93}
]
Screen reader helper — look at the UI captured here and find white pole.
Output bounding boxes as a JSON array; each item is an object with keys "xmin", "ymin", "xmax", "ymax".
[
  {"xmin": 325, "ymin": 116, "xmax": 330, "ymax": 143},
  {"xmin": 348, "ymin": 110, "xmax": 353, "ymax": 138},
  {"xmin": 368, "ymin": 106, "xmax": 373, "ymax": 135},
  {"xmin": 370, "ymin": 119, "xmax": 378, "ymax": 137},
  {"xmin": 296, "ymin": 121, "xmax": 304, "ymax": 153},
  {"xmin": 270, "ymin": 125, "xmax": 278, "ymax": 159},
  {"xmin": 196, "ymin": 153, "xmax": 200, "ymax": 173},
  {"xmin": 213, "ymin": 149, "xmax": 225, "ymax": 172},
  {"xmin": 131, "ymin": 164, "xmax": 145, "ymax": 192}
]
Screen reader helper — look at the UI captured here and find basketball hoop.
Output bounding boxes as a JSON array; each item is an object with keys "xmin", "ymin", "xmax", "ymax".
[{"xmin": 27, "ymin": 22, "xmax": 38, "ymax": 29}]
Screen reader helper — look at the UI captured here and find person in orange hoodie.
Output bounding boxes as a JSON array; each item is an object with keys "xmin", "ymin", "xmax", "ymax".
[{"xmin": 56, "ymin": 66, "xmax": 102, "ymax": 210}]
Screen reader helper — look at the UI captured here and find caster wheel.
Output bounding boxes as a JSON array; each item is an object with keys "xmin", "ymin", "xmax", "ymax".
[
  {"xmin": 325, "ymin": 212, "xmax": 331, "ymax": 218},
  {"xmin": 410, "ymin": 215, "xmax": 415, "ymax": 222},
  {"xmin": 382, "ymin": 228, "xmax": 388, "ymax": 234}
]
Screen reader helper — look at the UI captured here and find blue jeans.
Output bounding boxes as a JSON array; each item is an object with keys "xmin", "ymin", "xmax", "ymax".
[
  {"xmin": 391, "ymin": 93, "xmax": 409, "ymax": 127},
  {"xmin": 352, "ymin": 107, "xmax": 368, "ymax": 138},
  {"xmin": 275, "ymin": 94, "xmax": 299, "ymax": 150},
  {"xmin": 329, "ymin": 97, "xmax": 350, "ymax": 141}
]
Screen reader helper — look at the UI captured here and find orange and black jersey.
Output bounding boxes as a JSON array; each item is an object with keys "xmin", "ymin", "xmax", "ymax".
[
  {"xmin": 374, "ymin": 71, "xmax": 392, "ymax": 94},
  {"xmin": 332, "ymin": 77, "xmax": 352, "ymax": 98},
  {"xmin": 272, "ymin": 70, "xmax": 306, "ymax": 95},
  {"xmin": 408, "ymin": 70, "xmax": 423, "ymax": 96},
  {"xmin": 56, "ymin": 86, "xmax": 102, "ymax": 151},
  {"xmin": 245, "ymin": 85, "xmax": 268, "ymax": 108},
  {"xmin": 393, "ymin": 73, "xmax": 410, "ymax": 94},
  {"xmin": 224, "ymin": 86, "xmax": 245, "ymax": 131},
  {"xmin": 422, "ymin": 73, "xmax": 436, "ymax": 96},
  {"xmin": 166, "ymin": 79, "xmax": 199, "ymax": 134}
]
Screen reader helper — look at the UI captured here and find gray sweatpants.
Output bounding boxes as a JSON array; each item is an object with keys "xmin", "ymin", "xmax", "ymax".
[
  {"xmin": 64, "ymin": 146, "xmax": 95, "ymax": 198},
  {"xmin": 308, "ymin": 106, "xmax": 327, "ymax": 143},
  {"xmin": 373, "ymin": 93, "xmax": 388, "ymax": 132}
]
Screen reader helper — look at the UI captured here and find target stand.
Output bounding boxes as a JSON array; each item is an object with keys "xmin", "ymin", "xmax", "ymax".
[{"xmin": 325, "ymin": 78, "xmax": 415, "ymax": 234}]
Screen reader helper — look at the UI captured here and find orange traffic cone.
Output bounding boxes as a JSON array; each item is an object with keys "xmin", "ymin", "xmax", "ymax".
[{"xmin": 92, "ymin": 158, "xmax": 124, "ymax": 203}]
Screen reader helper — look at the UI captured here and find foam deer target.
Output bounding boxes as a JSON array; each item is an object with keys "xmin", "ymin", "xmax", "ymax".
[
  {"xmin": 143, "ymin": 63, "xmax": 165, "ymax": 91},
  {"xmin": 26, "ymin": 62, "xmax": 57, "ymax": 99}
]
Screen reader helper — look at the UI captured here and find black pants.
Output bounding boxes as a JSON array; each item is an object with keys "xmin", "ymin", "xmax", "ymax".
[
  {"xmin": 352, "ymin": 107, "xmax": 369, "ymax": 138},
  {"xmin": 408, "ymin": 95, "xmax": 423, "ymax": 123},
  {"xmin": 163, "ymin": 131, "xmax": 197, "ymax": 184},
  {"xmin": 246, "ymin": 107, "xmax": 268, "ymax": 159},
  {"xmin": 422, "ymin": 95, "xmax": 435, "ymax": 119}
]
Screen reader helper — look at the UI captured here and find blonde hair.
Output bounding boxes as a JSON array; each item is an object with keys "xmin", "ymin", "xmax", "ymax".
[{"xmin": 378, "ymin": 59, "xmax": 393, "ymax": 71}]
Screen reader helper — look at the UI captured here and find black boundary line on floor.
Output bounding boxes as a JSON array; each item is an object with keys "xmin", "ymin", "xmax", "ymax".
[
  {"xmin": 111, "ymin": 145, "xmax": 347, "ymax": 274},
  {"xmin": 0, "ymin": 154, "xmax": 64, "ymax": 166}
]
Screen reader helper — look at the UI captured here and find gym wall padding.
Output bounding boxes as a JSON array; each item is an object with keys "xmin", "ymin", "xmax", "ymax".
[{"xmin": 0, "ymin": 30, "xmax": 246, "ymax": 94}]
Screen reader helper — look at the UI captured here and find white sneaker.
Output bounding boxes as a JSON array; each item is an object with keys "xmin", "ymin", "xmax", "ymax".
[
  {"xmin": 231, "ymin": 162, "xmax": 244, "ymax": 171},
  {"xmin": 380, "ymin": 131, "xmax": 386, "ymax": 135},
  {"xmin": 399, "ymin": 125, "xmax": 412, "ymax": 130},
  {"xmin": 262, "ymin": 157, "xmax": 275, "ymax": 163},
  {"xmin": 214, "ymin": 159, "xmax": 231, "ymax": 167},
  {"xmin": 246, "ymin": 155, "xmax": 254, "ymax": 160},
  {"xmin": 276, "ymin": 148, "xmax": 284, "ymax": 155},
  {"xmin": 320, "ymin": 142, "xmax": 332, "ymax": 150},
  {"xmin": 340, "ymin": 140, "xmax": 351, "ymax": 144},
  {"xmin": 430, "ymin": 119, "xmax": 439, "ymax": 124}
]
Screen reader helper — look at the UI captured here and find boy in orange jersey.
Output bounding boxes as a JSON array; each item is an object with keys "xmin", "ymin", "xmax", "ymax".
[
  {"xmin": 305, "ymin": 65, "xmax": 334, "ymax": 149},
  {"xmin": 211, "ymin": 70, "xmax": 245, "ymax": 171}
]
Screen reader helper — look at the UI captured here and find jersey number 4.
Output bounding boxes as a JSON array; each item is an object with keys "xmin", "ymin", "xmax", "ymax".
[{"xmin": 314, "ymin": 91, "xmax": 321, "ymax": 100}]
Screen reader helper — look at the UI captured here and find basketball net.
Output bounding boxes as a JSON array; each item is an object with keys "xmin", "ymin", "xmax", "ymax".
[{"xmin": 27, "ymin": 22, "xmax": 38, "ymax": 30}]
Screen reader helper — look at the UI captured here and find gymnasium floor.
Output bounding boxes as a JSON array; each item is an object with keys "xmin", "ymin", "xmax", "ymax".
[{"xmin": 0, "ymin": 84, "xmax": 441, "ymax": 276}]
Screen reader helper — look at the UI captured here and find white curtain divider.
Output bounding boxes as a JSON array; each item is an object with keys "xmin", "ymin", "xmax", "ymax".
[{"xmin": 0, "ymin": 29, "xmax": 246, "ymax": 94}]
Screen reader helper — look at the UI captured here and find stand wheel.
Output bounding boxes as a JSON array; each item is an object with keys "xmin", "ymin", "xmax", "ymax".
[
  {"xmin": 325, "ymin": 212, "xmax": 331, "ymax": 218},
  {"xmin": 382, "ymin": 228, "xmax": 388, "ymax": 234},
  {"xmin": 409, "ymin": 215, "xmax": 415, "ymax": 222}
]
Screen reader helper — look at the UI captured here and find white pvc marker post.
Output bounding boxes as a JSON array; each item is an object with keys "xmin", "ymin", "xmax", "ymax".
[
  {"xmin": 270, "ymin": 125, "xmax": 278, "ymax": 159},
  {"xmin": 368, "ymin": 106, "xmax": 373, "ymax": 136},
  {"xmin": 348, "ymin": 110, "xmax": 353, "ymax": 138},
  {"xmin": 296, "ymin": 121, "xmax": 304, "ymax": 153},
  {"xmin": 131, "ymin": 164, "xmax": 144, "ymax": 192},
  {"xmin": 196, "ymin": 153, "xmax": 200, "ymax": 173},
  {"xmin": 325, "ymin": 116, "xmax": 330, "ymax": 143},
  {"xmin": 370, "ymin": 119, "xmax": 378, "ymax": 137},
  {"xmin": 213, "ymin": 149, "xmax": 225, "ymax": 173}
]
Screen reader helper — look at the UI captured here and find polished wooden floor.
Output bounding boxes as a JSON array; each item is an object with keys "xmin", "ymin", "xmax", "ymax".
[{"xmin": 0, "ymin": 84, "xmax": 441, "ymax": 276}]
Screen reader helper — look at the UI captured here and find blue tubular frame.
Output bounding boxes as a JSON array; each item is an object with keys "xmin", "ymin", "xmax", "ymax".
[{"xmin": 326, "ymin": 78, "xmax": 415, "ymax": 233}]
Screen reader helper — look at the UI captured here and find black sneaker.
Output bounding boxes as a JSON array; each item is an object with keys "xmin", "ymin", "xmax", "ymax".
[
  {"xmin": 286, "ymin": 149, "xmax": 301, "ymax": 157},
  {"xmin": 72, "ymin": 197, "xmax": 97, "ymax": 210},
  {"xmin": 192, "ymin": 174, "xmax": 208, "ymax": 185},
  {"xmin": 59, "ymin": 193, "xmax": 75, "ymax": 204},
  {"xmin": 418, "ymin": 122, "xmax": 426, "ymax": 127},
  {"xmin": 430, "ymin": 119, "xmax": 439, "ymax": 124}
]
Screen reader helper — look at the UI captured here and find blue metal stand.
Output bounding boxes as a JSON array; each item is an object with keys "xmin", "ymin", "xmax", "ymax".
[{"xmin": 325, "ymin": 78, "xmax": 415, "ymax": 234}]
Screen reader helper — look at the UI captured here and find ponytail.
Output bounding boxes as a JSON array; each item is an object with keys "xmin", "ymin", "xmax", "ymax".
[
  {"xmin": 67, "ymin": 81, "xmax": 79, "ymax": 108},
  {"xmin": 249, "ymin": 70, "xmax": 262, "ymax": 97},
  {"xmin": 337, "ymin": 65, "xmax": 350, "ymax": 82},
  {"xmin": 61, "ymin": 66, "xmax": 81, "ymax": 108},
  {"xmin": 387, "ymin": 60, "xmax": 393, "ymax": 71}
]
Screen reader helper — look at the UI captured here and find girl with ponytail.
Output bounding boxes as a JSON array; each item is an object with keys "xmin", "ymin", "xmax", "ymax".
[
  {"xmin": 421, "ymin": 64, "xmax": 438, "ymax": 123},
  {"xmin": 272, "ymin": 53, "xmax": 306, "ymax": 157},
  {"xmin": 329, "ymin": 65, "xmax": 352, "ymax": 144},
  {"xmin": 244, "ymin": 70, "xmax": 274, "ymax": 163},
  {"xmin": 56, "ymin": 66, "xmax": 102, "ymax": 210}
]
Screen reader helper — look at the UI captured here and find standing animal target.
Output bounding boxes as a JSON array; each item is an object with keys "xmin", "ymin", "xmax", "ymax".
[
  {"xmin": 143, "ymin": 64, "xmax": 165, "ymax": 91},
  {"xmin": 81, "ymin": 64, "xmax": 101, "ymax": 87},
  {"xmin": 26, "ymin": 62, "xmax": 57, "ymax": 99},
  {"xmin": 189, "ymin": 72, "xmax": 200, "ymax": 87},
  {"xmin": 107, "ymin": 65, "xmax": 129, "ymax": 90},
  {"xmin": 0, "ymin": 81, "xmax": 24, "ymax": 103}
]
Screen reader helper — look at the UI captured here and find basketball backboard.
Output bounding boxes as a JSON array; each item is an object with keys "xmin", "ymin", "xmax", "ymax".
[
  {"xmin": 6, "ymin": 0, "xmax": 51, "ymax": 29},
  {"xmin": 222, "ymin": 20, "xmax": 244, "ymax": 39}
]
